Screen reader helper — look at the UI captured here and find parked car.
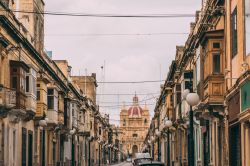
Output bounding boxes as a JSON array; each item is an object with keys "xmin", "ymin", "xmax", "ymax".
[
  {"xmin": 133, "ymin": 153, "xmax": 152, "ymax": 166},
  {"xmin": 138, "ymin": 161, "xmax": 165, "ymax": 166},
  {"xmin": 126, "ymin": 158, "xmax": 132, "ymax": 162}
]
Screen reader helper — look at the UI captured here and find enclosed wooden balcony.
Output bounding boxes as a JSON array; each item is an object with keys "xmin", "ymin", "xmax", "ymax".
[
  {"xmin": 0, "ymin": 88, "xmax": 16, "ymax": 109},
  {"xmin": 200, "ymin": 30, "xmax": 225, "ymax": 106},
  {"xmin": 203, "ymin": 74, "xmax": 224, "ymax": 104},
  {"xmin": 15, "ymin": 90, "xmax": 26, "ymax": 110}
]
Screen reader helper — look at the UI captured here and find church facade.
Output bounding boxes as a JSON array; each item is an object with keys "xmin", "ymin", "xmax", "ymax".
[{"xmin": 120, "ymin": 95, "xmax": 150, "ymax": 158}]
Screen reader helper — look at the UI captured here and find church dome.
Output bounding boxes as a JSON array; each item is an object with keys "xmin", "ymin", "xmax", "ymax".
[{"xmin": 128, "ymin": 95, "xmax": 143, "ymax": 117}]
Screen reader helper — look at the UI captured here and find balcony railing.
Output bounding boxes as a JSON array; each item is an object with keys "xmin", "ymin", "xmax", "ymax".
[{"xmin": 0, "ymin": 88, "xmax": 16, "ymax": 109}]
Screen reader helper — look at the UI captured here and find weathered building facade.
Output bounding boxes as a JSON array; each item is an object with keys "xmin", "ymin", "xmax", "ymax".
[
  {"xmin": 0, "ymin": 1, "xmax": 116, "ymax": 166},
  {"xmin": 120, "ymin": 95, "xmax": 150, "ymax": 158},
  {"xmin": 144, "ymin": 0, "xmax": 250, "ymax": 166}
]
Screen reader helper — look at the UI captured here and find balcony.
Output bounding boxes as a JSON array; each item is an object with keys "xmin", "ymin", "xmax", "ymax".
[
  {"xmin": 72, "ymin": 117, "xmax": 78, "ymax": 128},
  {"xmin": 47, "ymin": 110, "xmax": 58, "ymax": 125},
  {"xmin": 0, "ymin": 88, "xmax": 16, "ymax": 109},
  {"xmin": 26, "ymin": 94, "xmax": 37, "ymax": 115},
  {"xmin": 36, "ymin": 102, "xmax": 47, "ymax": 118},
  {"xmin": 15, "ymin": 91, "xmax": 26, "ymax": 110},
  {"xmin": 203, "ymin": 74, "xmax": 224, "ymax": 105}
]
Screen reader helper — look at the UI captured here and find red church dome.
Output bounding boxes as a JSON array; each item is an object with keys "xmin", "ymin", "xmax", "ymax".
[{"xmin": 128, "ymin": 95, "xmax": 143, "ymax": 117}]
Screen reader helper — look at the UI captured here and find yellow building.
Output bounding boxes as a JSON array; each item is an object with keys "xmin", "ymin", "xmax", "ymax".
[{"xmin": 120, "ymin": 95, "xmax": 150, "ymax": 158}]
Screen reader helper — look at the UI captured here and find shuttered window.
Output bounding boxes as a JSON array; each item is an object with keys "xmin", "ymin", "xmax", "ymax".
[
  {"xmin": 22, "ymin": 128, "xmax": 27, "ymax": 166},
  {"xmin": 232, "ymin": 7, "xmax": 238, "ymax": 57},
  {"xmin": 245, "ymin": 0, "xmax": 250, "ymax": 56},
  {"xmin": 213, "ymin": 54, "xmax": 221, "ymax": 74}
]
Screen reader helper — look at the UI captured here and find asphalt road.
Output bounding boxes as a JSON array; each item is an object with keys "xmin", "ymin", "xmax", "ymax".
[{"xmin": 112, "ymin": 162, "xmax": 133, "ymax": 166}]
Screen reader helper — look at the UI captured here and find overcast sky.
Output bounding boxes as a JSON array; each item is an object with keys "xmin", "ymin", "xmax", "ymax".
[{"xmin": 44, "ymin": 0, "xmax": 201, "ymax": 125}]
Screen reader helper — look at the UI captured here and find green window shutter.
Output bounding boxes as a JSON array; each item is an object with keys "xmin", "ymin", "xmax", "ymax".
[{"xmin": 241, "ymin": 81, "xmax": 250, "ymax": 112}]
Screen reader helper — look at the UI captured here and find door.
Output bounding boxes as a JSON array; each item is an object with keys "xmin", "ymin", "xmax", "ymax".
[
  {"xmin": 22, "ymin": 128, "xmax": 27, "ymax": 166},
  {"xmin": 229, "ymin": 124, "xmax": 241, "ymax": 166},
  {"xmin": 132, "ymin": 145, "xmax": 138, "ymax": 158},
  {"xmin": 28, "ymin": 131, "xmax": 33, "ymax": 166}
]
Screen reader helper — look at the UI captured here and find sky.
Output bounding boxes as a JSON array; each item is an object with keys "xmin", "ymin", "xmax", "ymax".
[{"xmin": 44, "ymin": 0, "xmax": 201, "ymax": 125}]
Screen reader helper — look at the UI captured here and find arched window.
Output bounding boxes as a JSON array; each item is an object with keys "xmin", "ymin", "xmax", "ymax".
[
  {"xmin": 133, "ymin": 133, "xmax": 138, "ymax": 137},
  {"xmin": 123, "ymin": 119, "xmax": 126, "ymax": 126},
  {"xmin": 144, "ymin": 119, "xmax": 147, "ymax": 124}
]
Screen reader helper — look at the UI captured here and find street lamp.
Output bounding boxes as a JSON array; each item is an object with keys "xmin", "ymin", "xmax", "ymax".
[
  {"xmin": 164, "ymin": 118, "xmax": 172, "ymax": 166},
  {"xmin": 184, "ymin": 90, "xmax": 199, "ymax": 166},
  {"xmin": 155, "ymin": 129, "xmax": 161, "ymax": 161},
  {"xmin": 39, "ymin": 119, "xmax": 47, "ymax": 166},
  {"xmin": 151, "ymin": 135, "xmax": 155, "ymax": 160},
  {"xmin": 87, "ymin": 136, "xmax": 94, "ymax": 166},
  {"xmin": 98, "ymin": 139, "xmax": 103, "ymax": 166}
]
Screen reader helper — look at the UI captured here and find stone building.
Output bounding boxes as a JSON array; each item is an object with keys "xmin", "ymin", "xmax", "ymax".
[
  {"xmin": 0, "ymin": 1, "xmax": 111, "ymax": 166},
  {"xmin": 120, "ymin": 95, "xmax": 150, "ymax": 158}
]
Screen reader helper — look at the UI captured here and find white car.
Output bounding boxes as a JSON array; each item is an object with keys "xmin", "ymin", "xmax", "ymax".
[{"xmin": 126, "ymin": 158, "xmax": 132, "ymax": 162}]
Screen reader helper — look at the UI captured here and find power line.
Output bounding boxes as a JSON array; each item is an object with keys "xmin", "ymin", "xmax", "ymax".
[
  {"xmin": 4, "ymin": 9, "xmax": 195, "ymax": 18},
  {"xmin": 45, "ymin": 32, "xmax": 189, "ymax": 37},
  {"xmin": 96, "ymin": 92, "xmax": 159, "ymax": 96},
  {"xmin": 96, "ymin": 80, "xmax": 164, "ymax": 84},
  {"xmin": 99, "ymin": 103, "xmax": 156, "ymax": 108},
  {"xmin": 98, "ymin": 95, "xmax": 158, "ymax": 104}
]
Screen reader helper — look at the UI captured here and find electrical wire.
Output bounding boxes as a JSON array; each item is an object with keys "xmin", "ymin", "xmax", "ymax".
[
  {"xmin": 4, "ymin": 9, "xmax": 196, "ymax": 18},
  {"xmin": 45, "ymin": 32, "xmax": 189, "ymax": 37},
  {"xmin": 99, "ymin": 103, "xmax": 155, "ymax": 108},
  {"xmin": 97, "ymin": 80, "xmax": 164, "ymax": 84},
  {"xmin": 97, "ymin": 95, "xmax": 158, "ymax": 104},
  {"xmin": 96, "ymin": 92, "xmax": 159, "ymax": 96}
]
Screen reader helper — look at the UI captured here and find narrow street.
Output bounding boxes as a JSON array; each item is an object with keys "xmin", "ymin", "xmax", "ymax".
[
  {"xmin": 0, "ymin": 0, "xmax": 249, "ymax": 165},
  {"xmin": 111, "ymin": 162, "xmax": 132, "ymax": 166}
]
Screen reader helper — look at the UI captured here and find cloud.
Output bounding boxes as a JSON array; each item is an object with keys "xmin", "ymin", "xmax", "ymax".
[{"xmin": 44, "ymin": 0, "xmax": 201, "ymax": 124}]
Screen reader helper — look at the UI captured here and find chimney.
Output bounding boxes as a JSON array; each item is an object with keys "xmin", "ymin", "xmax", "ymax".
[
  {"xmin": 195, "ymin": 11, "xmax": 201, "ymax": 22},
  {"xmin": 190, "ymin": 22, "xmax": 196, "ymax": 34},
  {"xmin": 91, "ymin": 73, "xmax": 96, "ymax": 80}
]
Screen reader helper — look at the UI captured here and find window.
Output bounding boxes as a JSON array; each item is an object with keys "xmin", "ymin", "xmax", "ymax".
[
  {"xmin": 232, "ymin": 7, "xmax": 238, "ymax": 57},
  {"xmin": 185, "ymin": 81, "xmax": 193, "ymax": 90},
  {"xmin": 26, "ymin": 76, "xmax": 29, "ymax": 92},
  {"xmin": 1, "ymin": 0, "xmax": 10, "ymax": 8},
  {"xmin": 13, "ymin": 130, "xmax": 16, "ymax": 163},
  {"xmin": 37, "ymin": 91, "xmax": 40, "ymax": 101},
  {"xmin": 47, "ymin": 89, "xmax": 54, "ymax": 109},
  {"xmin": 213, "ymin": 54, "xmax": 221, "ymax": 74},
  {"xmin": 196, "ymin": 48, "xmax": 201, "ymax": 84},
  {"xmin": 47, "ymin": 88, "xmax": 58, "ymax": 111},
  {"xmin": 245, "ymin": 0, "xmax": 250, "ymax": 56},
  {"xmin": 213, "ymin": 42, "xmax": 221, "ymax": 49},
  {"xmin": 25, "ymin": 69, "xmax": 36, "ymax": 95},
  {"xmin": 133, "ymin": 134, "xmax": 138, "ymax": 137},
  {"xmin": 241, "ymin": 81, "xmax": 250, "ymax": 111},
  {"xmin": 11, "ymin": 76, "xmax": 17, "ymax": 89},
  {"xmin": 99, "ymin": 127, "xmax": 102, "ymax": 135},
  {"xmin": 144, "ymin": 119, "xmax": 147, "ymax": 124},
  {"xmin": 123, "ymin": 119, "xmax": 126, "ymax": 126},
  {"xmin": 176, "ymin": 84, "xmax": 182, "ymax": 104},
  {"xmin": 22, "ymin": 128, "xmax": 27, "ymax": 166}
]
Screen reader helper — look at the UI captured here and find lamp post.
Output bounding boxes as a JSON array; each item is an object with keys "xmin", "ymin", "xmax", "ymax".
[
  {"xmin": 164, "ymin": 118, "xmax": 173, "ymax": 166},
  {"xmin": 98, "ymin": 140, "xmax": 102, "ymax": 166},
  {"xmin": 88, "ymin": 136, "xmax": 94, "ymax": 166},
  {"xmin": 155, "ymin": 129, "xmax": 161, "ymax": 161},
  {"xmin": 39, "ymin": 119, "xmax": 47, "ymax": 166},
  {"xmin": 151, "ymin": 135, "xmax": 155, "ymax": 160},
  {"xmin": 183, "ymin": 89, "xmax": 199, "ymax": 166}
]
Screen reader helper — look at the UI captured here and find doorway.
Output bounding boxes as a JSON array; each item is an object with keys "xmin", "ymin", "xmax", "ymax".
[{"xmin": 132, "ymin": 145, "xmax": 138, "ymax": 158}]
